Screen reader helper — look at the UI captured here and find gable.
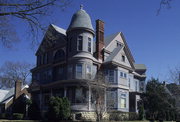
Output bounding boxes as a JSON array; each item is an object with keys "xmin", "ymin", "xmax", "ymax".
[
  {"xmin": 104, "ymin": 32, "xmax": 135, "ymax": 69},
  {"xmin": 113, "ymin": 47, "xmax": 132, "ymax": 68},
  {"xmin": 36, "ymin": 24, "xmax": 67, "ymax": 55}
]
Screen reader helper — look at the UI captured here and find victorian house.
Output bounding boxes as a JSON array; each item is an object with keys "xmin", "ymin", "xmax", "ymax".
[{"xmin": 30, "ymin": 6, "xmax": 146, "ymax": 119}]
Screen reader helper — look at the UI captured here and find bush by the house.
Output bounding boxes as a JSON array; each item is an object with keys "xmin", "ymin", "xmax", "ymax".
[
  {"xmin": 128, "ymin": 112, "xmax": 139, "ymax": 120},
  {"xmin": 138, "ymin": 101, "xmax": 145, "ymax": 120},
  {"xmin": 13, "ymin": 113, "xmax": 24, "ymax": 120},
  {"xmin": 109, "ymin": 111, "xmax": 128, "ymax": 121},
  {"xmin": 0, "ymin": 113, "xmax": 6, "ymax": 119},
  {"xmin": 48, "ymin": 97, "xmax": 71, "ymax": 121}
]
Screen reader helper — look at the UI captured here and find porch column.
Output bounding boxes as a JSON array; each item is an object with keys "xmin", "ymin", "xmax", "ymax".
[
  {"xmin": 50, "ymin": 88, "xmax": 53, "ymax": 97},
  {"xmin": 64, "ymin": 87, "xmax": 67, "ymax": 97},
  {"xmin": 104, "ymin": 88, "xmax": 107, "ymax": 111},
  {"xmin": 40, "ymin": 90, "xmax": 42, "ymax": 110},
  {"xmin": 88, "ymin": 86, "xmax": 91, "ymax": 111}
]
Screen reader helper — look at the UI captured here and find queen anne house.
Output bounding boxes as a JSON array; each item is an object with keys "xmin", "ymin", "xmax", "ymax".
[{"xmin": 30, "ymin": 6, "xmax": 146, "ymax": 120}]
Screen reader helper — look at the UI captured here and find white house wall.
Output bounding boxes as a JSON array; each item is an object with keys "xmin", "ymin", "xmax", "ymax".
[
  {"xmin": 113, "ymin": 48, "xmax": 132, "ymax": 68},
  {"xmin": 105, "ymin": 33, "xmax": 123, "ymax": 52}
]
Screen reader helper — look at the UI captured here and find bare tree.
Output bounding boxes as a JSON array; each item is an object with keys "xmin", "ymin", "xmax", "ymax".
[
  {"xmin": 85, "ymin": 71, "xmax": 109, "ymax": 122},
  {"xmin": 0, "ymin": 61, "xmax": 33, "ymax": 88},
  {"xmin": 169, "ymin": 66, "xmax": 180, "ymax": 85},
  {"xmin": 157, "ymin": 0, "xmax": 173, "ymax": 15},
  {"xmin": 0, "ymin": 0, "xmax": 71, "ymax": 48}
]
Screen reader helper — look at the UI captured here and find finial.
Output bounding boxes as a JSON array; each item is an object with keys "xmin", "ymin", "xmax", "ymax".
[{"xmin": 80, "ymin": 4, "xmax": 83, "ymax": 10}]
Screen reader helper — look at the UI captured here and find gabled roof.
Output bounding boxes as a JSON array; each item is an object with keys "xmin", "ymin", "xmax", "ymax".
[
  {"xmin": 104, "ymin": 32, "xmax": 135, "ymax": 69},
  {"xmin": 51, "ymin": 24, "xmax": 66, "ymax": 36},
  {"xmin": 134, "ymin": 64, "xmax": 146, "ymax": 70},
  {"xmin": 0, "ymin": 90, "xmax": 9, "ymax": 102},
  {"xmin": 104, "ymin": 45, "xmax": 123, "ymax": 63},
  {"xmin": 0, "ymin": 85, "xmax": 29, "ymax": 104},
  {"xmin": 104, "ymin": 32, "xmax": 119, "ymax": 47},
  {"xmin": 104, "ymin": 32, "xmax": 135, "ymax": 63},
  {"xmin": 36, "ymin": 24, "xmax": 67, "ymax": 55}
]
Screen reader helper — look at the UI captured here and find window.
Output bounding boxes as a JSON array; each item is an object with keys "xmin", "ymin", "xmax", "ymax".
[
  {"xmin": 120, "ymin": 98, "xmax": 126, "ymax": 108},
  {"xmin": 54, "ymin": 66, "xmax": 65, "ymax": 81},
  {"xmin": 75, "ymin": 87, "xmax": 87, "ymax": 103},
  {"xmin": 88, "ymin": 37, "xmax": 91, "ymax": 52},
  {"xmin": 109, "ymin": 70, "xmax": 114, "ymax": 82},
  {"xmin": 76, "ymin": 64, "xmax": 83, "ymax": 78},
  {"xmin": 120, "ymin": 72, "xmax": 127, "ymax": 79},
  {"xmin": 86, "ymin": 65, "xmax": 91, "ymax": 79},
  {"xmin": 43, "ymin": 53, "xmax": 48, "ymax": 64},
  {"xmin": 77, "ymin": 36, "xmax": 83, "ymax": 51},
  {"xmin": 69, "ymin": 38, "xmax": 72, "ymax": 52},
  {"xmin": 54, "ymin": 49, "xmax": 65, "ymax": 62},
  {"xmin": 68, "ymin": 65, "xmax": 73, "ymax": 79},
  {"xmin": 124, "ymin": 73, "xmax": 127, "ymax": 78},
  {"xmin": 58, "ymin": 67, "xmax": 63, "ymax": 75},
  {"xmin": 107, "ymin": 91, "xmax": 116, "ymax": 108},
  {"xmin": 120, "ymin": 93, "xmax": 126, "ymax": 108},
  {"xmin": 92, "ymin": 65, "xmax": 97, "ymax": 79},
  {"xmin": 122, "ymin": 55, "xmax": 125, "ymax": 62},
  {"xmin": 120, "ymin": 72, "xmax": 123, "ymax": 77},
  {"xmin": 44, "ymin": 94, "xmax": 50, "ymax": 106},
  {"xmin": 128, "ymin": 78, "xmax": 131, "ymax": 87},
  {"xmin": 116, "ymin": 41, "xmax": 121, "ymax": 47},
  {"xmin": 135, "ymin": 81, "xmax": 138, "ymax": 91},
  {"xmin": 47, "ymin": 69, "xmax": 52, "ymax": 81}
]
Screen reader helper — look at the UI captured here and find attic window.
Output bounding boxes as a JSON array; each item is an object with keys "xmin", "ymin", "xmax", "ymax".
[
  {"xmin": 117, "ymin": 41, "xmax": 121, "ymax": 47},
  {"xmin": 122, "ymin": 55, "xmax": 125, "ymax": 62}
]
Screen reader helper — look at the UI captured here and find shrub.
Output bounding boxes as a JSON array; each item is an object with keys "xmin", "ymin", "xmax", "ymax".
[
  {"xmin": 138, "ymin": 104, "xmax": 145, "ymax": 120},
  {"xmin": 13, "ymin": 113, "xmax": 24, "ymax": 120},
  {"xmin": 0, "ymin": 113, "xmax": 6, "ymax": 119},
  {"xmin": 128, "ymin": 112, "xmax": 139, "ymax": 120},
  {"xmin": 48, "ymin": 97, "xmax": 71, "ymax": 121},
  {"xmin": 109, "ymin": 111, "xmax": 128, "ymax": 121}
]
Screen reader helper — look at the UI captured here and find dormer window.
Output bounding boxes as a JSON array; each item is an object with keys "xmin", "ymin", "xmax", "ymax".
[
  {"xmin": 77, "ymin": 36, "xmax": 83, "ymax": 51},
  {"xmin": 122, "ymin": 55, "xmax": 125, "ymax": 62}
]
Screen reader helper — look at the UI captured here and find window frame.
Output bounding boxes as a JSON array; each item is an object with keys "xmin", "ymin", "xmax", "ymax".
[
  {"xmin": 88, "ymin": 37, "xmax": 91, "ymax": 52},
  {"xmin": 76, "ymin": 64, "xmax": 83, "ymax": 78},
  {"xmin": 77, "ymin": 36, "xmax": 83, "ymax": 51},
  {"xmin": 109, "ymin": 70, "xmax": 114, "ymax": 82},
  {"xmin": 122, "ymin": 55, "xmax": 125, "ymax": 62},
  {"xmin": 86, "ymin": 65, "xmax": 91, "ymax": 79},
  {"xmin": 120, "ymin": 93, "xmax": 127, "ymax": 108}
]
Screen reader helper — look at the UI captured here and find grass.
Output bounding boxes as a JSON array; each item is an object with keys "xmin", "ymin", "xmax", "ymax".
[
  {"xmin": 0, "ymin": 120, "xmax": 39, "ymax": 122},
  {"xmin": 0, "ymin": 120, "xmax": 175, "ymax": 122}
]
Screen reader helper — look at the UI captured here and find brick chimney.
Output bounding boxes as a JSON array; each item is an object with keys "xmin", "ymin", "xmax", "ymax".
[
  {"xmin": 96, "ymin": 19, "xmax": 104, "ymax": 61},
  {"xmin": 14, "ymin": 80, "xmax": 22, "ymax": 100}
]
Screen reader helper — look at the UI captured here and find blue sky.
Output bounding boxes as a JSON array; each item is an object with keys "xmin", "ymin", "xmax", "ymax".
[{"xmin": 0, "ymin": 0, "xmax": 180, "ymax": 82}]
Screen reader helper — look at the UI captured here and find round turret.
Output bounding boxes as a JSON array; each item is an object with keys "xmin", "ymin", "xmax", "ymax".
[{"xmin": 67, "ymin": 5, "xmax": 94, "ymax": 35}]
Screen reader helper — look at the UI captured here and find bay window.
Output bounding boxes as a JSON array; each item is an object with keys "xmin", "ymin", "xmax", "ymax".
[
  {"xmin": 120, "ymin": 93, "xmax": 126, "ymax": 108},
  {"xmin": 76, "ymin": 64, "xmax": 83, "ymax": 78}
]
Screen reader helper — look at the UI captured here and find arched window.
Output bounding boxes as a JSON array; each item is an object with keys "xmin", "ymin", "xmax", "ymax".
[{"xmin": 54, "ymin": 49, "xmax": 65, "ymax": 62}]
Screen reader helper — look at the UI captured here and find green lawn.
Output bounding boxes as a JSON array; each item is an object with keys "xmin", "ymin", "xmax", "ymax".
[
  {"xmin": 0, "ymin": 120, "xmax": 175, "ymax": 122},
  {"xmin": 0, "ymin": 120, "xmax": 39, "ymax": 122}
]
